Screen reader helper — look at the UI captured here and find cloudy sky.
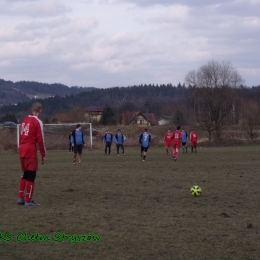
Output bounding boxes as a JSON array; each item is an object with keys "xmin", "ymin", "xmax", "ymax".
[{"xmin": 0, "ymin": 0, "xmax": 259, "ymax": 88}]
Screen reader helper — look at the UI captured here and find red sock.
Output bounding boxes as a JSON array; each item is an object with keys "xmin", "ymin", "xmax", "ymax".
[
  {"xmin": 175, "ymin": 148, "xmax": 179, "ymax": 159},
  {"xmin": 25, "ymin": 181, "xmax": 35, "ymax": 203},
  {"xmin": 18, "ymin": 178, "xmax": 27, "ymax": 199}
]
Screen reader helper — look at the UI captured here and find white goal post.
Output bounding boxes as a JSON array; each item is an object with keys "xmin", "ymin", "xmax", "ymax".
[{"xmin": 17, "ymin": 123, "xmax": 93, "ymax": 150}]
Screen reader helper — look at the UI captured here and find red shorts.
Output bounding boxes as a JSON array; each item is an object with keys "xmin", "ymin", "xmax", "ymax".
[
  {"xmin": 20, "ymin": 157, "xmax": 38, "ymax": 172},
  {"xmin": 165, "ymin": 142, "xmax": 172, "ymax": 147},
  {"xmin": 173, "ymin": 141, "xmax": 181, "ymax": 149},
  {"xmin": 191, "ymin": 141, "xmax": 197, "ymax": 146}
]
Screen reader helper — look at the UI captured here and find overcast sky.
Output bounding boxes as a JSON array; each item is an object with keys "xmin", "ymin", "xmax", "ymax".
[{"xmin": 0, "ymin": 0, "xmax": 259, "ymax": 88}]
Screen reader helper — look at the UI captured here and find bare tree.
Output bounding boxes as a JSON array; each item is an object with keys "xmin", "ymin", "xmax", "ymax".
[
  {"xmin": 186, "ymin": 60, "xmax": 244, "ymax": 142},
  {"xmin": 241, "ymin": 100, "xmax": 260, "ymax": 139}
]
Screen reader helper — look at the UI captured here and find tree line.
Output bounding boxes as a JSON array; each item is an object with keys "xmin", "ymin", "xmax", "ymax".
[
  {"xmin": 1, "ymin": 61, "xmax": 260, "ymax": 141},
  {"xmin": 0, "ymin": 79, "xmax": 95, "ymax": 105}
]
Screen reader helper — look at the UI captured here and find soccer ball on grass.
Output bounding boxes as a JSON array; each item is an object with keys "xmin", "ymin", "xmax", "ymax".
[{"xmin": 190, "ymin": 185, "xmax": 202, "ymax": 197}]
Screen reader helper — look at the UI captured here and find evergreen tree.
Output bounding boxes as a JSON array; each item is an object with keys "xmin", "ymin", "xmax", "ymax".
[
  {"xmin": 100, "ymin": 104, "xmax": 116, "ymax": 125},
  {"xmin": 1, "ymin": 113, "xmax": 18, "ymax": 123},
  {"xmin": 173, "ymin": 109, "xmax": 184, "ymax": 126},
  {"xmin": 43, "ymin": 116, "xmax": 50, "ymax": 124}
]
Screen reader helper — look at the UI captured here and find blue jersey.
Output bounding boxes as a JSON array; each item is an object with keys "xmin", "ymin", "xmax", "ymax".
[
  {"xmin": 115, "ymin": 133, "xmax": 124, "ymax": 145},
  {"xmin": 139, "ymin": 132, "xmax": 151, "ymax": 148},
  {"xmin": 182, "ymin": 132, "xmax": 188, "ymax": 142},
  {"xmin": 103, "ymin": 133, "xmax": 113, "ymax": 143},
  {"xmin": 71, "ymin": 130, "xmax": 86, "ymax": 145}
]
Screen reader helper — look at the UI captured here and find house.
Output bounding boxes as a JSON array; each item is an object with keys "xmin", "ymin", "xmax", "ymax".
[
  {"xmin": 52, "ymin": 108, "xmax": 103, "ymax": 124},
  {"xmin": 84, "ymin": 108, "xmax": 103, "ymax": 123},
  {"xmin": 122, "ymin": 111, "xmax": 157, "ymax": 126}
]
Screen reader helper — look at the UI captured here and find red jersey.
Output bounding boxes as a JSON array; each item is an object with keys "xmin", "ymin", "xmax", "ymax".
[
  {"xmin": 172, "ymin": 130, "xmax": 182, "ymax": 143},
  {"xmin": 190, "ymin": 131, "xmax": 198, "ymax": 142},
  {"xmin": 19, "ymin": 115, "xmax": 46, "ymax": 159},
  {"xmin": 164, "ymin": 132, "xmax": 173, "ymax": 143}
]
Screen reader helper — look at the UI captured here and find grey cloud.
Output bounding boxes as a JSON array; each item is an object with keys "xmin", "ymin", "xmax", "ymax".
[
  {"xmin": 187, "ymin": 1, "xmax": 260, "ymax": 17},
  {"xmin": 15, "ymin": 2, "xmax": 71, "ymax": 17},
  {"xmin": 0, "ymin": 16, "xmax": 98, "ymax": 43},
  {"xmin": 8, "ymin": 0, "xmax": 39, "ymax": 1},
  {"xmin": 115, "ymin": 0, "xmax": 260, "ymax": 18},
  {"xmin": 15, "ymin": 16, "xmax": 71, "ymax": 31},
  {"xmin": 0, "ymin": 1, "xmax": 71, "ymax": 17},
  {"xmin": 114, "ymin": 0, "xmax": 231, "ymax": 7},
  {"xmin": 0, "ymin": 0, "xmax": 259, "ymax": 88}
]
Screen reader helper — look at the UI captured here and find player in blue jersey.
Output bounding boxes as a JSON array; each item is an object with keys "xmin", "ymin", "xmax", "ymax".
[
  {"xmin": 139, "ymin": 128, "xmax": 151, "ymax": 161},
  {"xmin": 103, "ymin": 130, "xmax": 113, "ymax": 155},
  {"xmin": 181, "ymin": 129, "xmax": 188, "ymax": 153},
  {"xmin": 115, "ymin": 129, "xmax": 125, "ymax": 156},
  {"xmin": 71, "ymin": 124, "xmax": 87, "ymax": 165}
]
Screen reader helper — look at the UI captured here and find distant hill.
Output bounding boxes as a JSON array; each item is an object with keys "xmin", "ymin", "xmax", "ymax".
[
  {"xmin": 0, "ymin": 79, "xmax": 95, "ymax": 105},
  {"xmin": 0, "ymin": 82, "xmax": 191, "ymax": 115},
  {"xmin": 0, "ymin": 79, "xmax": 259, "ymax": 125}
]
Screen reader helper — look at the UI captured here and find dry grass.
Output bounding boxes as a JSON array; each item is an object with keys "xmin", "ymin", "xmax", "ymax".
[
  {"xmin": 1, "ymin": 146, "xmax": 260, "ymax": 260},
  {"xmin": 1, "ymin": 124, "xmax": 257, "ymax": 152}
]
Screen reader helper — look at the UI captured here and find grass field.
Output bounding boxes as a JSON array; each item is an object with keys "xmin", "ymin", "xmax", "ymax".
[{"xmin": 1, "ymin": 146, "xmax": 260, "ymax": 260}]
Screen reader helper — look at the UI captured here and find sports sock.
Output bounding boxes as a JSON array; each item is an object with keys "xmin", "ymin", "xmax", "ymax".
[
  {"xmin": 143, "ymin": 155, "xmax": 146, "ymax": 160},
  {"xmin": 166, "ymin": 148, "xmax": 168, "ymax": 154},
  {"xmin": 18, "ymin": 178, "xmax": 27, "ymax": 199},
  {"xmin": 25, "ymin": 181, "xmax": 35, "ymax": 203},
  {"xmin": 175, "ymin": 148, "xmax": 179, "ymax": 159}
]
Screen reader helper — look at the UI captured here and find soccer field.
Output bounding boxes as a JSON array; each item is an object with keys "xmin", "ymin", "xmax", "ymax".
[{"xmin": 1, "ymin": 146, "xmax": 260, "ymax": 260}]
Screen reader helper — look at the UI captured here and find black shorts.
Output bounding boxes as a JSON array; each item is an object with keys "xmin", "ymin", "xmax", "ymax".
[
  {"xmin": 182, "ymin": 142, "xmax": 187, "ymax": 146},
  {"xmin": 74, "ymin": 144, "xmax": 83, "ymax": 154},
  {"xmin": 141, "ymin": 146, "xmax": 149, "ymax": 152},
  {"xmin": 106, "ymin": 142, "xmax": 112, "ymax": 147}
]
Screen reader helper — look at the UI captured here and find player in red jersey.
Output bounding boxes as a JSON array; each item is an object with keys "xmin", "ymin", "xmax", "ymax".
[
  {"xmin": 190, "ymin": 130, "xmax": 198, "ymax": 153},
  {"xmin": 163, "ymin": 129, "xmax": 173, "ymax": 155},
  {"xmin": 172, "ymin": 125, "xmax": 182, "ymax": 161},
  {"xmin": 17, "ymin": 102, "xmax": 46, "ymax": 206}
]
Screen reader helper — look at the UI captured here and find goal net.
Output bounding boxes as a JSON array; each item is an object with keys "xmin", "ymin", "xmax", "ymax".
[{"xmin": 17, "ymin": 123, "xmax": 93, "ymax": 150}]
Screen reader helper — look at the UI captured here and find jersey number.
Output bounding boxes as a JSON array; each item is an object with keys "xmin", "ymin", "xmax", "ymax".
[{"xmin": 21, "ymin": 123, "xmax": 30, "ymax": 136}]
